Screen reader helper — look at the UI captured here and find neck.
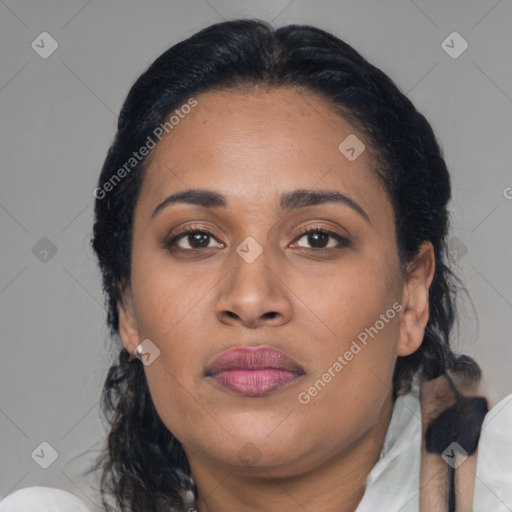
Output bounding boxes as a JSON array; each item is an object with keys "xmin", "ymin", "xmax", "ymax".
[{"xmin": 190, "ymin": 395, "xmax": 394, "ymax": 512}]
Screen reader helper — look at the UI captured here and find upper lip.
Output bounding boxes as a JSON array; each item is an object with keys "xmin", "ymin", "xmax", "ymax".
[{"xmin": 205, "ymin": 346, "xmax": 305, "ymax": 376}]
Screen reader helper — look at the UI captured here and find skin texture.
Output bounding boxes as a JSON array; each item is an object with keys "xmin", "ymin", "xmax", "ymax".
[{"xmin": 118, "ymin": 86, "xmax": 435, "ymax": 512}]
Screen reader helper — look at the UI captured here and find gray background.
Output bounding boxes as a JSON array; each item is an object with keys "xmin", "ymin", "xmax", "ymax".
[{"xmin": 1, "ymin": 0, "xmax": 511, "ymax": 509}]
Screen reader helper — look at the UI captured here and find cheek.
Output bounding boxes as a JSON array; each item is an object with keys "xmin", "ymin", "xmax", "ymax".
[
  {"xmin": 294, "ymin": 315, "xmax": 400, "ymax": 450},
  {"xmin": 128, "ymin": 250, "xmax": 207, "ymax": 402},
  {"xmin": 130, "ymin": 238, "xmax": 211, "ymax": 340},
  {"xmin": 293, "ymin": 254, "xmax": 402, "ymax": 407},
  {"xmin": 143, "ymin": 362, "xmax": 201, "ymax": 448},
  {"xmin": 130, "ymin": 269, "xmax": 206, "ymax": 382},
  {"xmin": 295, "ymin": 252, "xmax": 401, "ymax": 344}
]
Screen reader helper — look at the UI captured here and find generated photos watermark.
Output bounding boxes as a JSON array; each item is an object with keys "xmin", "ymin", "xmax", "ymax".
[
  {"xmin": 298, "ymin": 301, "xmax": 402, "ymax": 405},
  {"xmin": 93, "ymin": 97, "xmax": 197, "ymax": 200}
]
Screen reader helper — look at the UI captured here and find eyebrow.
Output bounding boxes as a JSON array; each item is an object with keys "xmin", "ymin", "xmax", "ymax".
[{"xmin": 151, "ymin": 188, "xmax": 370, "ymax": 222}]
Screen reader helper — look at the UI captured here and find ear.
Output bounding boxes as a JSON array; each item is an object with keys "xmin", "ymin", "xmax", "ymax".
[
  {"xmin": 397, "ymin": 241, "xmax": 436, "ymax": 357},
  {"xmin": 118, "ymin": 287, "xmax": 141, "ymax": 356}
]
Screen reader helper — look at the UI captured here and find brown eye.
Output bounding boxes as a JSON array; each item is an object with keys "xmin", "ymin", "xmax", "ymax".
[
  {"xmin": 165, "ymin": 227, "xmax": 224, "ymax": 252},
  {"xmin": 293, "ymin": 227, "xmax": 349, "ymax": 250},
  {"xmin": 183, "ymin": 232, "xmax": 212, "ymax": 249}
]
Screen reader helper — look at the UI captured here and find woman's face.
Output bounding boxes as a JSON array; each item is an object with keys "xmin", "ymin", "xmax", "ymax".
[{"xmin": 119, "ymin": 87, "xmax": 433, "ymax": 478}]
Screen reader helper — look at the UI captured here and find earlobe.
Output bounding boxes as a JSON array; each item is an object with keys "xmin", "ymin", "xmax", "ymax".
[
  {"xmin": 397, "ymin": 241, "xmax": 436, "ymax": 357},
  {"xmin": 118, "ymin": 288, "xmax": 140, "ymax": 356}
]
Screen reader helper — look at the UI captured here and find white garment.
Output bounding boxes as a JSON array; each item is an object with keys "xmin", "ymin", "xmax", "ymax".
[
  {"xmin": 355, "ymin": 389, "xmax": 512, "ymax": 511},
  {"xmin": 0, "ymin": 486, "xmax": 90, "ymax": 511},
  {"xmin": 1, "ymin": 390, "xmax": 511, "ymax": 511}
]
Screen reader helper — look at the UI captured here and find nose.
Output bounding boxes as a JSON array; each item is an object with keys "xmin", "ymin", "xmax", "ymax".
[{"xmin": 215, "ymin": 245, "xmax": 293, "ymax": 329}]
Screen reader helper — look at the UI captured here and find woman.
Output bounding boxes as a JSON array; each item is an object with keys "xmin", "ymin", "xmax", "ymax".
[{"xmin": 2, "ymin": 19, "xmax": 510, "ymax": 512}]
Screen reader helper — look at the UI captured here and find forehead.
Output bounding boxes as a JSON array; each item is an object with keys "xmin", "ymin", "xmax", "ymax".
[{"xmin": 138, "ymin": 87, "xmax": 389, "ymax": 223}]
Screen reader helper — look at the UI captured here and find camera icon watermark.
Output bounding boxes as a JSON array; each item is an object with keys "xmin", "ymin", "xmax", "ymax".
[
  {"xmin": 134, "ymin": 339, "xmax": 161, "ymax": 366},
  {"xmin": 236, "ymin": 236, "xmax": 263, "ymax": 263},
  {"xmin": 31, "ymin": 32, "xmax": 59, "ymax": 59},
  {"xmin": 236, "ymin": 442, "xmax": 262, "ymax": 465},
  {"xmin": 32, "ymin": 237, "xmax": 58, "ymax": 263},
  {"xmin": 447, "ymin": 236, "xmax": 468, "ymax": 263},
  {"xmin": 338, "ymin": 134, "xmax": 365, "ymax": 161},
  {"xmin": 441, "ymin": 442, "xmax": 468, "ymax": 469},
  {"xmin": 31, "ymin": 441, "xmax": 58, "ymax": 469},
  {"xmin": 441, "ymin": 32, "xmax": 468, "ymax": 59}
]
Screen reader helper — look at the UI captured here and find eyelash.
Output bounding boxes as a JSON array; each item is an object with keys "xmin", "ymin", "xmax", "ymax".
[
  {"xmin": 295, "ymin": 225, "xmax": 350, "ymax": 249},
  {"xmin": 164, "ymin": 224, "xmax": 349, "ymax": 252}
]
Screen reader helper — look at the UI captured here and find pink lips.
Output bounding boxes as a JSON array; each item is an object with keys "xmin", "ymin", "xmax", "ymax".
[{"xmin": 206, "ymin": 346, "xmax": 305, "ymax": 397}]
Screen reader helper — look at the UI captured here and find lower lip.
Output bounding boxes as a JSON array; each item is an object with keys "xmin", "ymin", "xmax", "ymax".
[{"xmin": 209, "ymin": 369, "xmax": 301, "ymax": 396}]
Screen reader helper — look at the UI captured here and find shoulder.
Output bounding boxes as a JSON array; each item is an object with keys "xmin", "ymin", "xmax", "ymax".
[
  {"xmin": 474, "ymin": 393, "xmax": 512, "ymax": 511},
  {"xmin": 0, "ymin": 486, "xmax": 90, "ymax": 511}
]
